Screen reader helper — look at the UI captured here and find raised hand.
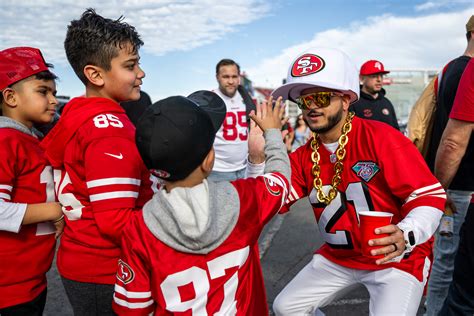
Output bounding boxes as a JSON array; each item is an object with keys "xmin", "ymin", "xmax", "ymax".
[{"xmin": 249, "ymin": 96, "xmax": 285, "ymax": 132}]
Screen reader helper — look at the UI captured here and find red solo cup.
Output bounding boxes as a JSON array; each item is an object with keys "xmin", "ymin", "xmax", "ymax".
[{"xmin": 359, "ymin": 211, "xmax": 393, "ymax": 258}]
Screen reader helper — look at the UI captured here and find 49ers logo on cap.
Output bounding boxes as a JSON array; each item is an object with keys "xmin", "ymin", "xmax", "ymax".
[
  {"xmin": 291, "ymin": 54, "xmax": 325, "ymax": 77},
  {"xmin": 117, "ymin": 260, "xmax": 135, "ymax": 284},
  {"xmin": 151, "ymin": 169, "xmax": 171, "ymax": 179}
]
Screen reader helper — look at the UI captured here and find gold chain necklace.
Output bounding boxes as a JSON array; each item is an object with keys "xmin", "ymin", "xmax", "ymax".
[{"xmin": 311, "ymin": 112, "xmax": 354, "ymax": 205}]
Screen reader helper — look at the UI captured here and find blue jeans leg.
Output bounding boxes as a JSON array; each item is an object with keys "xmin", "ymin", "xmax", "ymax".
[
  {"xmin": 439, "ymin": 199, "xmax": 474, "ymax": 315},
  {"xmin": 424, "ymin": 190, "xmax": 471, "ymax": 316},
  {"xmin": 208, "ymin": 168, "xmax": 246, "ymax": 182}
]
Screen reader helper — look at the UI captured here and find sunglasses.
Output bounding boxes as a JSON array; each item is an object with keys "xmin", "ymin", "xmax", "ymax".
[{"xmin": 295, "ymin": 92, "xmax": 344, "ymax": 110}]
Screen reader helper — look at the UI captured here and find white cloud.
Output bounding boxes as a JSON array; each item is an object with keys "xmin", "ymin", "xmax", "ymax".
[
  {"xmin": 246, "ymin": 7, "xmax": 474, "ymax": 89},
  {"xmin": 415, "ymin": 0, "xmax": 472, "ymax": 11},
  {"xmin": 0, "ymin": 0, "xmax": 270, "ymax": 62}
]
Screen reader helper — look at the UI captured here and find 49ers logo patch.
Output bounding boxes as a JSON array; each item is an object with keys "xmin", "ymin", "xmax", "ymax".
[
  {"xmin": 291, "ymin": 54, "xmax": 325, "ymax": 77},
  {"xmin": 117, "ymin": 260, "xmax": 135, "ymax": 284},
  {"xmin": 264, "ymin": 176, "xmax": 282, "ymax": 196},
  {"xmin": 151, "ymin": 169, "xmax": 171, "ymax": 179},
  {"xmin": 352, "ymin": 161, "xmax": 380, "ymax": 182}
]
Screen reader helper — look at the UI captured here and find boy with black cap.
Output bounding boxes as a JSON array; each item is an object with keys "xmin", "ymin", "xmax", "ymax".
[
  {"xmin": 112, "ymin": 91, "xmax": 290, "ymax": 315},
  {"xmin": 0, "ymin": 47, "xmax": 64, "ymax": 315}
]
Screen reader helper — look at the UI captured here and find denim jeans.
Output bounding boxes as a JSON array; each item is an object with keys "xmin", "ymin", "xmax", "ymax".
[
  {"xmin": 424, "ymin": 190, "xmax": 472, "ymax": 316},
  {"xmin": 208, "ymin": 168, "xmax": 246, "ymax": 182},
  {"xmin": 439, "ymin": 199, "xmax": 474, "ymax": 315}
]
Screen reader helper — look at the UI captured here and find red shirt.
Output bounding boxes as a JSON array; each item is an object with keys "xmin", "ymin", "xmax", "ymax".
[
  {"xmin": 0, "ymin": 129, "xmax": 56, "ymax": 308},
  {"xmin": 451, "ymin": 58, "xmax": 474, "ymax": 122},
  {"xmin": 112, "ymin": 173, "xmax": 288, "ymax": 315},
  {"xmin": 284, "ymin": 117, "xmax": 445, "ymax": 281},
  {"xmin": 41, "ymin": 97, "xmax": 154, "ymax": 284}
]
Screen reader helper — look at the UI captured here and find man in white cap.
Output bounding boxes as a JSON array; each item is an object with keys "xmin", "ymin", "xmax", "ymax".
[
  {"xmin": 270, "ymin": 47, "xmax": 446, "ymax": 315},
  {"xmin": 350, "ymin": 60, "xmax": 400, "ymax": 130}
]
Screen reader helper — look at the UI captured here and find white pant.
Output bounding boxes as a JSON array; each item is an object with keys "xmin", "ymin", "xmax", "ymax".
[{"xmin": 273, "ymin": 254, "xmax": 427, "ymax": 316}]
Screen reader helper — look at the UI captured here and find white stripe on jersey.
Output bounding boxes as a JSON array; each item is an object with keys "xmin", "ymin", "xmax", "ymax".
[
  {"xmin": 115, "ymin": 284, "xmax": 152, "ymax": 299},
  {"xmin": 89, "ymin": 191, "xmax": 139, "ymax": 202},
  {"xmin": 113, "ymin": 295, "xmax": 154, "ymax": 309},
  {"xmin": 290, "ymin": 186, "xmax": 299, "ymax": 199},
  {"xmin": 286, "ymin": 185, "xmax": 300, "ymax": 203},
  {"xmin": 0, "ymin": 185, "xmax": 13, "ymax": 191},
  {"xmin": 86, "ymin": 178, "xmax": 141, "ymax": 188},
  {"xmin": 406, "ymin": 184, "xmax": 445, "ymax": 203},
  {"xmin": 412, "ymin": 183, "xmax": 441, "ymax": 195},
  {"xmin": 0, "ymin": 192, "xmax": 11, "ymax": 200}
]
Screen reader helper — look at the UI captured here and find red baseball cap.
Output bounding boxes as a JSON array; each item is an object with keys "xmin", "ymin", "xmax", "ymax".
[
  {"xmin": 0, "ymin": 47, "xmax": 50, "ymax": 90},
  {"xmin": 360, "ymin": 60, "xmax": 390, "ymax": 76}
]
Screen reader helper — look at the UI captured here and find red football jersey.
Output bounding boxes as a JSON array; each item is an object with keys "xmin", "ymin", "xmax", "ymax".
[
  {"xmin": 285, "ymin": 117, "xmax": 445, "ymax": 281},
  {"xmin": 0, "ymin": 128, "xmax": 56, "ymax": 309},
  {"xmin": 41, "ymin": 97, "xmax": 154, "ymax": 284},
  {"xmin": 112, "ymin": 173, "xmax": 288, "ymax": 315}
]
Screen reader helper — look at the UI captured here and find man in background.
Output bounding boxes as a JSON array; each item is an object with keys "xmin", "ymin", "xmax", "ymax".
[
  {"xmin": 350, "ymin": 60, "xmax": 399, "ymax": 130},
  {"xmin": 424, "ymin": 15, "xmax": 474, "ymax": 316},
  {"xmin": 210, "ymin": 59, "xmax": 254, "ymax": 181}
]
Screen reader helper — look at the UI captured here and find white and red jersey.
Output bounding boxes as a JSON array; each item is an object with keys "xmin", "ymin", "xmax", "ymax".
[
  {"xmin": 41, "ymin": 97, "xmax": 154, "ymax": 284},
  {"xmin": 212, "ymin": 89, "xmax": 248, "ymax": 172},
  {"xmin": 285, "ymin": 117, "xmax": 446, "ymax": 281},
  {"xmin": 112, "ymin": 173, "xmax": 289, "ymax": 315},
  {"xmin": 0, "ymin": 127, "xmax": 56, "ymax": 309}
]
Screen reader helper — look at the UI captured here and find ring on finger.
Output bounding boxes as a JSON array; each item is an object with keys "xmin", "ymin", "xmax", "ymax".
[{"xmin": 392, "ymin": 243, "xmax": 398, "ymax": 252}]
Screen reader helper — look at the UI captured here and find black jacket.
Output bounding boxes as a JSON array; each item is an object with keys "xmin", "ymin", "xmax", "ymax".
[{"xmin": 350, "ymin": 88, "xmax": 400, "ymax": 130}]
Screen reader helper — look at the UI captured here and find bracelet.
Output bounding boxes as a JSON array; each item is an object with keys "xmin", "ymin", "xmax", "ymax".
[{"xmin": 53, "ymin": 214, "xmax": 65, "ymax": 223}]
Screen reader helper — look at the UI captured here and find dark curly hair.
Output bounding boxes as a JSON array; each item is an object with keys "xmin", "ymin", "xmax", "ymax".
[{"xmin": 64, "ymin": 8, "xmax": 143, "ymax": 84}]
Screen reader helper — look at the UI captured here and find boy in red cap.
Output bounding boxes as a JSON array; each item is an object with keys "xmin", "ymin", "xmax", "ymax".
[
  {"xmin": 0, "ymin": 47, "xmax": 64, "ymax": 315},
  {"xmin": 350, "ymin": 60, "xmax": 400, "ymax": 130},
  {"xmin": 40, "ymin": 9, "xmax": 153, "ymax": 315}
]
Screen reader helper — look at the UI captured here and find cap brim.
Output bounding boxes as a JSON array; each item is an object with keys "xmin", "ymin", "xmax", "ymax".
[
  {"xmin": 188, "ymin": 90, "xmax": 227, "ymax": 132},
  {"xmin": 272, "ymin": 82, "xmax": 359, "ymax": 104},
  {"xmin": 361, "ymin": 71, "xmax": 390, "ymax": 76}
]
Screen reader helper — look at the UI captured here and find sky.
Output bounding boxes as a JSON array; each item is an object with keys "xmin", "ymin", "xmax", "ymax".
[{"xmin": 0, "ymin": 0, "xmax": 473, "ymax": 102}]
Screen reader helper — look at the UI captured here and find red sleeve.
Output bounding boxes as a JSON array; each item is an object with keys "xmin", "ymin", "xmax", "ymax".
[
  {"xmin": 113, "ymin": 217, "xmax": 155, "ymax": 315},
  {"xmin": 450, "ymin": 58, "xmax": 474, "ymax": 122},
  {"xmin": 85, "ymin": 136, "xmax": 145, "ymax": 245},
  {"xmin": 379, "ymin": 132, "xmax": 445, "ymax": 216},
  {"xmin": 280, "ymin": 148, "xmax": 309, "ymax": 213},
  {"xmin": 232, "ymin": 171, "xmax": 289, "ymax": 224}
]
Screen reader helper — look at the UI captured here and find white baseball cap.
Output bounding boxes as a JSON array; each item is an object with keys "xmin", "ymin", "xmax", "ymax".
[{"xmin": 272, "ymin": 47, "xmax": 360, "ymax": 104}]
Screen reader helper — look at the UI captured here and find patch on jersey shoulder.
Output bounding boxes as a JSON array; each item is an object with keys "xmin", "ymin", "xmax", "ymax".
[
  {"xmin": 352, "ymin": 161, "xmax": 380, "ymax": 182},
  {"xmin": 263, "ymin": 175, "xmax": 283, "ymax": 196},
  {"xmin": 117, "ymin": 259, "xmax": 135, "ymax": 284}
]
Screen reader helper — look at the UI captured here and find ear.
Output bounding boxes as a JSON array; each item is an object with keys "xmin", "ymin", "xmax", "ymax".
[
  {"xmin": 201, "ymin": 148, "xmax": 215, "ymax": 174},
  {"xmin": 359, "ymin": 75, "xmax": 365, "ymax": 85},
  {"xmin": 342, "ymin": 95, "xmax": 351, "ymax": 111},
  {"xmin": 83, "ymin": 65, "xmax": 105, "ymax": 87},
  {"xmin": 2, "ymin": 88, "xmax": 18, "ymax": 108}
]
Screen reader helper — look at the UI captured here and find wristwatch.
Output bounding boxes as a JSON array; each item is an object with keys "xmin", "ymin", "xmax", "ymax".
[{"xmin": 401, "ymin": 229, "xmax": 416, "ymax": 253}]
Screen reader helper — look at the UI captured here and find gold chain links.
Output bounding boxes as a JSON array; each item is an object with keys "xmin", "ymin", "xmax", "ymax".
[{"xmin": 311, "ymin": 112, "xmax": 354, "ymax": 204}]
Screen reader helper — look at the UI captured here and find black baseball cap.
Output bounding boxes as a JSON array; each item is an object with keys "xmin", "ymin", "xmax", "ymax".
[{"xmin": 136, "ymin": 90, "xmax": 226, "ymax": 181}]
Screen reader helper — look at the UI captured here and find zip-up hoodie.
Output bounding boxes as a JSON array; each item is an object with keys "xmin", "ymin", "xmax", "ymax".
[{"xmin": 350, "ymin": 88, "xmax": 400, "ymax": 130}]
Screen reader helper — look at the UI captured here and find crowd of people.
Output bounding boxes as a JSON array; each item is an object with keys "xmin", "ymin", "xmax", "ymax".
[{"xmin": 0, "ymin": 7, "xmax": 472, "ymax": 316}]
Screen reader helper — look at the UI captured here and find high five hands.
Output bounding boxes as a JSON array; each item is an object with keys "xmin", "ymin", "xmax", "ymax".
[{"xmin": 248, "ymin": 96, "xmax": 286, "ymax": 164}]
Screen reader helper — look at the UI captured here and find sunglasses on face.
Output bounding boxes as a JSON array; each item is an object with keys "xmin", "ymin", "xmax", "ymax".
[{"xmin": 295, "ymin": 92, "xmax": 344, "ymax": 110}]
